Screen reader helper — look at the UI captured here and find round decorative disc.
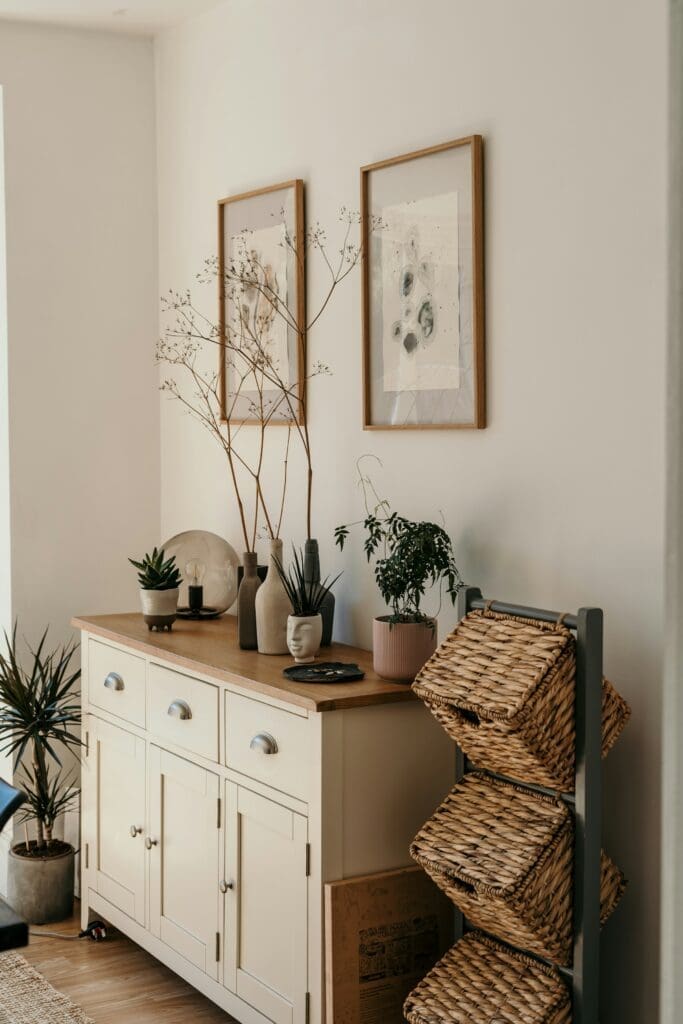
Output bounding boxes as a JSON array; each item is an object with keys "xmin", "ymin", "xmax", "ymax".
[
  {"xmin": 282, "ymin": 662, "xmax": 366, "ymax": 684},
  {"xmin": 162, "ymin": 530, "xmax": 240, "ymax": 617}
]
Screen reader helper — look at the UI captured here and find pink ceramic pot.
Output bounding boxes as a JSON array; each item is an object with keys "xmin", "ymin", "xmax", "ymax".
[{"xmin": 372, "ymin": 616, "xmax": 438, "ymax": 682}]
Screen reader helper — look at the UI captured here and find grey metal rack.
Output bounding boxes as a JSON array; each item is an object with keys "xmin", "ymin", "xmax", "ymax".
[{"xmin": 455, "ymin": 585, "xmax": 603, "ymax": 1024}]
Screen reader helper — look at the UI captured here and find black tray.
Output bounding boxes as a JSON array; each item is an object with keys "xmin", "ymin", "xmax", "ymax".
[{"xmin": 282, "ymin": 662, "xmax": 365, "ymax": 684}]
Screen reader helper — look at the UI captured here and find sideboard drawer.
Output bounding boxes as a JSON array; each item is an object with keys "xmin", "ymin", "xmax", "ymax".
[
  {"xmin": 148, "ymin": 663, "xmax": 219, "ymax": 762},
  {"xmin": 88, "ymin": 639, "xmax": 146, "ymax": 728},
  {"xmin": 225, "ymin": 692, "xmax": 312, "ymax": 801}
]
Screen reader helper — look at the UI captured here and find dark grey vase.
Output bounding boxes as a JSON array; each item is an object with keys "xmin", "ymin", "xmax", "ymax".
[
  {"xmin": 303, "ymin": 538, "xmax": 335, "ymax": 646},
  {"xmin": 237, "ymin": 552, "xmax": 261, "ymax": 650}
]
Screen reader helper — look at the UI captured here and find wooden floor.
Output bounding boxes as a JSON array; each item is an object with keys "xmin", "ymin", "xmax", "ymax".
[{"xmin": 21, "ymin": 902, "xmax": 235, "ymax": 1023}]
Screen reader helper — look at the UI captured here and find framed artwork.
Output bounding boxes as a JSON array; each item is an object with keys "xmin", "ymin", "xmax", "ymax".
[
  {"xmin": 361, "ymin": 136, "xmax": 485, "ymax": 429},
  {"xmin": 218, "ymin": 179, "xmax": 305, "ymax": 424}
]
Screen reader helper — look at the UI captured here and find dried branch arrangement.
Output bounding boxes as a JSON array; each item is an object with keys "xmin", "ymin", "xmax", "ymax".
[{"xmin": 158, "ymin": 208, "xmax": 374, "ymax": 553}]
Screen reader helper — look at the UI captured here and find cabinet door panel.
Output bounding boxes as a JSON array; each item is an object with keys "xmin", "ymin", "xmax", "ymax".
[
  {"xmin": 89, "ymin": 717, "xmax": 146, "ymax": 925},
  {"xmin": 149, "ymin": 746, "xmax": 220, "ymax": 980},
  {"xmin": 225, "ymin": 783, "xmax": 308, "ymax": 1024}
]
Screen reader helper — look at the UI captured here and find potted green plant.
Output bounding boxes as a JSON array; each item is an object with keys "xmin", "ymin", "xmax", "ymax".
[
  {"xmin": 129, "ymin": 547, "xmax": 182, "ymax": 631},
  {"xmin": 274, "ymin": 548, "xmax": 341, "ymax": 664},
  {"xmin": 0, "ymin": 627, "xmax": 81, "ymax": 923},
  {"xmin": 335, "ymin": 472, "xmax": 463, "ymax": 681}
]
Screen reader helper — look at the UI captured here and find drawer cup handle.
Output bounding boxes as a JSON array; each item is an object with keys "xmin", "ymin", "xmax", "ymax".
[
  {"xmin": 104, "ymin": 672, "xmax": 124, "ymax": 692},
  {"xmin": 167, "ymin": 699, "xmax": 192, "ymax": 721},
  {"xmin": 250, "ymin": 732, "xmax": 278, "ymax": 755}
]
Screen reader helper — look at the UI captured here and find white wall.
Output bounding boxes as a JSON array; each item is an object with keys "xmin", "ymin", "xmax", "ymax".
[
  {"xmin": 0, "ymin": 21, "xmax": 159, "ymax": 884},
  {"xmin": 0, "ymin": 20, "xmax": 160, "ymax": 644},
  {"xmin": 0, "ymin": 88, "xmax": 10, "ymax": 637},
  {"xmin": 155, "ymin": 1, "xmax": 668, "ymax": 1019},
  {"xmin": 661, "ymin": 0, "xmax": 682, "ymax": 1020}
]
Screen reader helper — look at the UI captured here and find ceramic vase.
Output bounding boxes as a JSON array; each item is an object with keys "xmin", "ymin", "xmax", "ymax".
[
  {"xmin": 372, "ymin": 616, "xmax": 438, "ymax": 682},
  {"xmin": 303, "ymin": 539, "xmax": 335, "ymax": 646},
  {"xmin": 139, "ymin": 587, "xmax": 179, "ymax": 632},
  {"xmin": 255, "ymin": 539, "xmax": 292, "ymax": 655},
  {"xmin": 286, "ymin": 614, "xmax": 322, "ymax": 664},
  {"xmin": 237, "ymin": 552, "xmax": 261, "ymax": 650}
]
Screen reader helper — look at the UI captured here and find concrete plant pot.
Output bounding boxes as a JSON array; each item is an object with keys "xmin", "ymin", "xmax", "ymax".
[
  {"xmin": 8, "ymin": 842, "xmax": 74, "ymax": 924},
  {"xmin": 372, "ymin": 616, "xmax": 438, "ymax": 682},
  {"xmin": 140, "ymin": 587, "xmax": 179, "ymax": 631}
]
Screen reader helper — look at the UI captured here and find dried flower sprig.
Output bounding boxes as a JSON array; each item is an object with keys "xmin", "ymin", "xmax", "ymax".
[{"xmin": 158, "ymin": 208, "xmax": 378, "ymax": 550}]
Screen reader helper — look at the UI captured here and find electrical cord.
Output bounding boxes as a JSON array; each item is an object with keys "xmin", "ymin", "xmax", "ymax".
[{"xmin": 28, "ymin": 920, "xmax": 108, "ymax": 942}]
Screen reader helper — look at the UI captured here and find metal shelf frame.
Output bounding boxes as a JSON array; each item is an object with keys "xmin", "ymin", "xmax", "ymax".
[{"xmin": 456, "ymin": 585, "xmax": 603, "ymax": 1024}]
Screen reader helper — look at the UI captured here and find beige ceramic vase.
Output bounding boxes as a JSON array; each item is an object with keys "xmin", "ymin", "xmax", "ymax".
[
  {"xmin": 255, "ymin": 539, "xmax": 292, "ymax": 655},
  {"xmin": 372, "ymin": 616, "xmax": 438, "ymax": 682}
]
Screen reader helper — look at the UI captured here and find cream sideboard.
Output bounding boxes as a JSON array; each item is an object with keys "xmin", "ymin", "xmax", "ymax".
[{"xmin": 74, "ymin": 613, "xmax": 454, "ymax": 1024}]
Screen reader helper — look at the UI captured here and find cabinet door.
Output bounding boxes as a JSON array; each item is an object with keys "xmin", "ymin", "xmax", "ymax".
[
  {"xmin": 148, "ymin": 746, "xmax": 221, "ymax": 980},
  {"xmin": 86, "ymin": 716, "xmax": 146, "ymax": 925},
  {"xmin": 224, "ymin": 783, "xmax": 308, "ymax": 1024}
]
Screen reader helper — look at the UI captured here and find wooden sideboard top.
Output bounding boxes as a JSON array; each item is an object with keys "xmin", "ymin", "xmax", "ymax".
[{"xmin": 72, "ymin": 612, "xmax": 418, "ymax": 713}]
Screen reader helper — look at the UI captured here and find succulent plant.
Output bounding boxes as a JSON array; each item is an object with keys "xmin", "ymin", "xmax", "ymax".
[
  {"xmin": 274, "ymin": 546, "xmax": 341, "ymax": 618},
  {"xmin": 129, "ymin": 547, "xmax": 182, "ymax": 591}
]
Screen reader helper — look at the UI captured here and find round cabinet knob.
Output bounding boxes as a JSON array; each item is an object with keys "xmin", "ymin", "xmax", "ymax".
[
  {"xmin": 219, "ymin": 880, "xmax": 234, "ymax": 894},
  {"xmin": 249, "ymin": 732, "xmax": 278, "ymax": 755},
  {"xmin": 104, "ymin": 672, "xmax": 124, "ymax": 691},
  {"xmin": 129, "ymin": 825, "xmax": 142, "ymax": 838},
  {"xmin": 167, "ymin": 699, "xmax": 192, "ymax": 721},
  {"xmin": 145, "ymin": 837, "xmax": 158, "ymax": 850}
]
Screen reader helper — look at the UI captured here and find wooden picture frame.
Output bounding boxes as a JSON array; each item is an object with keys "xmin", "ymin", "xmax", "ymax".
[
  {"xmin": 361, "ymin": 135, "xmax": 485, "ymax": 430},
  {"xmin": 218, "ymin": 179, "xmax": 306, "ymax": 425}
]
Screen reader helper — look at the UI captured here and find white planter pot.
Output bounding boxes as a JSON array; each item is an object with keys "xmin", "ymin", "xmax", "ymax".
[
  {"xmin": 140, "ymin": 587, "xmax": 179, "ymax": 631},
  {"xmin": 286, "ymin": 614, "xmax": 322, "ymax": 664}
]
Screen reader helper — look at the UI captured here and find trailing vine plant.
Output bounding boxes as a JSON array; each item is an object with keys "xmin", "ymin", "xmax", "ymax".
[{"xmin": 335, "ymin": 456, "xmax": 464, "ymax": 625}]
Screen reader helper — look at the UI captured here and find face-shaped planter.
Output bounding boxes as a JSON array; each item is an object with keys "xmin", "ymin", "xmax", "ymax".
[{"xmin": 286, "ymin": 614, "xmax": 322, "ymax": 664}]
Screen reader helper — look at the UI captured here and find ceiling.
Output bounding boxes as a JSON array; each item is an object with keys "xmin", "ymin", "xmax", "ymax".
[{"xmin": 0, "ymin": 0, "xmax": 225, "ymax": 35}]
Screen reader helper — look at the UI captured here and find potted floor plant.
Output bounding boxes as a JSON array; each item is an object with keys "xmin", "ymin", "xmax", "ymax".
[
  {"xmin": 275, "ymin": 548, "xmax": 341, "ymax": 664},
  {"xmin": 0, "ymin": 627, "xmax": 81, "ymax": 923},
  {"xmin": 129, "ymin": 547, "xmax": 182, "ymax": 631},
  {"xmin": 336, "ymin": 472, "xmax": 464, "ymax": 682}
]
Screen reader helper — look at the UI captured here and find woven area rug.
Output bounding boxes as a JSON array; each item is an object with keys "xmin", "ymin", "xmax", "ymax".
[{"xmin": 0, "ymin": 952, "xmax": 94, "ymax": 1023}]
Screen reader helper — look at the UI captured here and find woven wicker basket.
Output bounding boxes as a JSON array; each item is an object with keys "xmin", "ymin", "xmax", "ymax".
[
  {"xmin": 410, "ymin": 771, "xmax": 626, "ymax": 966},
  {"xmin": 412, "ymin": 609, "xmax": 631, "ymax": 791},
  {"xmin": 404, "ymin": 930, "xmax": 572, "ymax": 1024}
]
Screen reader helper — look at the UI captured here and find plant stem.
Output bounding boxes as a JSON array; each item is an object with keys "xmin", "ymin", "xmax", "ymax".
[{"xmin": 32, "ymin": 738, "xmax": 46, "ymax": 848}]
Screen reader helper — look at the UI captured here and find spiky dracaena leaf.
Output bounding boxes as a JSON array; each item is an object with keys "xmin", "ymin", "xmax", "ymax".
[
  {"xmin": 0, "ymin": 626, "xmax": 82, "ymax": 846},
  {"xmin": 274, "ymin": 546, "xmax": 341, "ymax": 617}
]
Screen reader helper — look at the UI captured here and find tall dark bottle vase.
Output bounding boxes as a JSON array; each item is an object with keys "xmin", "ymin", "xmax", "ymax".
[
  {"xmin": 237, "ymin": 552, "xmax": 261, "ymax": 650},
  {"xmin": 303, "ymin": 538, "xmax": 335, "ymax": 646}
]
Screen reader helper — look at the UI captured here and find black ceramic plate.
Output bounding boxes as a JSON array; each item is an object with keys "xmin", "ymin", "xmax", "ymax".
[{"xmin": 282, "ymin": 662, "xmax": 365, "ymax": 684}]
